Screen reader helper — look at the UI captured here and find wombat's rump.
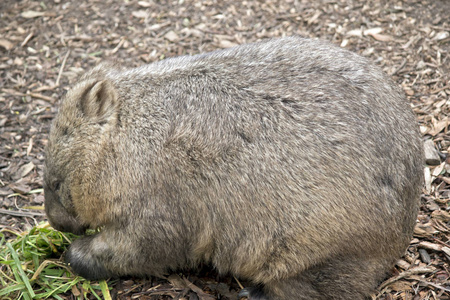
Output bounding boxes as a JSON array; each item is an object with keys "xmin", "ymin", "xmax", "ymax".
[{"xmin": 44, "ymin": 36, "xmax": 423, "ymax": 300}]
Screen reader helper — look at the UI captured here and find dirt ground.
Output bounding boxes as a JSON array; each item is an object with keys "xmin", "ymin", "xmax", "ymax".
[{"xmin": 1, "ymin": 0, "xmax": 449, "ymax": 299}]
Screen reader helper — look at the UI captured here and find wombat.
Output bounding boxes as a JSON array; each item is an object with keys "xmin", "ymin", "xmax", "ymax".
[{"xmin": 44, "ymin": 36, "xmax": 423, "ymax": 300}]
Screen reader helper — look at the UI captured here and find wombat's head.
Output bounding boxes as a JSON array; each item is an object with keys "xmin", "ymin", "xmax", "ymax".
[{"xmin": 44, "ymin": 66, "xmax": 119, "ymax": 234}]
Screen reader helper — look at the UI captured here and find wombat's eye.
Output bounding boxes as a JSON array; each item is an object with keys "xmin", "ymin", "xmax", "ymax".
[{"xmin": 52, "ymin": 181, "xmax": 61, "ymax": 192}]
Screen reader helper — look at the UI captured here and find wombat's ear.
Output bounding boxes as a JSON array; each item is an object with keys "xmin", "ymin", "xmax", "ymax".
[{"xmin": 79, "ymin": 80, "xmax": 118, "ymax": 124}]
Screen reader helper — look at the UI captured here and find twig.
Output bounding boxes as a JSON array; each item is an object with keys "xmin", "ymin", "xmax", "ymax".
[
  {"xmin": 119, "ymin": 282, "xmax": 150, "ymax": 296},
  {"xmin": 56, "ymin": 50, "xmax": 70, "ymax": 87},
  {"xmin": 2, "ymin": 89, "xmax": 55, "ymax": 102},
  {"xmin": 234, "ymin": 276, "xmax": 244, "ymax": 290},
  {"xmin": 419, "ymin": 280, "xmax": 450, "ymax": 293},
  {"xmin": 391, "ymin": 58, "xmax": 407, "ymax": 75},
  {"xmin": 29, "ymin": 92, "xmax": 55, "ymax": 102},
  {"xmin": 378, "ymin": 266, "xmax": 436, "ymax": 290},
  {"xmin": 21, "ymin": 32, "xmax": 34, "ymax": 47},
  {"xmin": 0, "ymin": 208, "xmax": 45, "ymax": 217},
  {"xmin": 111, "ymin": 37, "xmax": 125, "ymax": 54},
  {"xmin": 431, "ymin": 85, "xmax": 450, "ymax": 94},
  {"xmin": 31, "ymin": 259, "xmax": 68, "ymax": 281},
  {"xmin": 182, "ymin": 277, "xmax": 216, "ymax": 300}
]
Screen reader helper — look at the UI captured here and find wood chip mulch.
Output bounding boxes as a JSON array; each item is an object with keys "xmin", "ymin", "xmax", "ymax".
[{"xmin": 1, "ymin": 0, "xmax": 449, "ymax": 299}]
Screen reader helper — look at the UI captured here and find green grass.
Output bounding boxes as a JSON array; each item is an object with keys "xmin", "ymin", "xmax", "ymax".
[{"xmin": 0, "ymin": 222, "xmax": 113, "ymax": 300}]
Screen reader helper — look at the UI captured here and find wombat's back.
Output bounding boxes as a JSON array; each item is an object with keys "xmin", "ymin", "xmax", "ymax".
[{"xmin": 103, "ymin": 36, "xmax": 422, "ymax": 280}]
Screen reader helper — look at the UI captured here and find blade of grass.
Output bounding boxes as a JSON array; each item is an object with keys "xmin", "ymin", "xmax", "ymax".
[
  {"xmin": 1, "ymin": 223, "xmax": 117, "ymax": 299},
  {"xmin": 82, "ymin": 281, "xmax": 90, "ymax": 299},
  {"xmin": 99, "ymin": 280, "xmax": 112, "ymax": 300},
  {"xmin": 1, "ymin": 228, "xmax": 22, "ymax": 237},
  {"xmin": 27, "ymin": 189, "xmax": 44, "ymax": 194},
  {"xmin": 30, "ymin": 259, "xmax": 54, "ymax": 281},
  {"xmin": 6, "ymin": 243, "xmax": 36, "ymax": 298},
  {"xmin": 36, "ymin": 277, "xmax": 79, "ymax": 299},
  {"xmin": 20, "ymin": 291, "xmax": 32, "ymax": 300},
  {"xmin": 89, "ymin": 285, "xmax": 102, "ymax": 300},
  {"xmin": 0, "ymin": 282, "xmax": 26, "ymax": 296}
]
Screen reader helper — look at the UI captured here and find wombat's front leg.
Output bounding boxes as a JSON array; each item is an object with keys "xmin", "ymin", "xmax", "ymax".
[
  {"xmin": 65, "ymin": 229, "xmax": 146, "ymax": 280},
  {"xmin": 65, "ymin": 234, "xmax": 114, "ymax": 280},
  {"xmin": 65, "ymin": 227, "xmax": 184, "ymax": 280}
]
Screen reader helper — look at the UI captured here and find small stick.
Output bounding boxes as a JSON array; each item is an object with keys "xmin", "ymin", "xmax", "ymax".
[
  {"xmin": 21, "ymin": 32, "xmax": 34, "ymax": 47},
  {"xmin": 111, "ymin": 37, "xmax": 125, "ymax": 54},
  {"xmin": 0, "ymin": 208, "xmax": 45, "ymax": 217},
  {"xmin": 56, "ymin": 50, "xmax": 70, "ymax": 87},
  {"xmin": 28, "ymin": 92, "xmax": 55, "ymax": 102},
  {"xmin": 419, "ymin": 280, "xmax": 450, "ymax": 293},
  {"xmin": 391, "ymin": 58, "xmax": 407, "ymax": 75},
  {"xmin": 378, "ymin": 266, "xmax": 435, "ymax": 290},
  {"xmin": 234, "ymin": 276, "xmax": 244, "ymax": 290}
]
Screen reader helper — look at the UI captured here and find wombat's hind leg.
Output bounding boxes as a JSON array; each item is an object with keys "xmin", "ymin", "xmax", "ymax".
[
  {"xmin": 262, "ymin": 274, "xmax": 322, "ymax": 300},
  {"xmin": 306, "ymin": 256, "xmax": 391, "ymax": 299},
  {"xmin": 259, "ymin": 257, "xmax": 392, "ymax": 300}
]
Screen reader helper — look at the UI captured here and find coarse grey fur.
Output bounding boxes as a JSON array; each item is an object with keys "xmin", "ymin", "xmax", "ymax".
[{"xmin": 44, "ymin": 36, "xmax": 423, "ymax": 299}]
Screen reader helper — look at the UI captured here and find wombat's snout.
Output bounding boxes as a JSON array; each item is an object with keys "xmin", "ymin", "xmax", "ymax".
[{"xmin": 44, "ymin": 187, "xmax": 86, "ymax": 235}]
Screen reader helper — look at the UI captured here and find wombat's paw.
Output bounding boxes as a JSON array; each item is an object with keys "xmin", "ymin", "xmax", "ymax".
[
  {"xmin": 65, "ymin": 237, "xmax": 112, "ymax": 280},
  {"xmin": 238, "ymin": 286, "xmax": 268, "ymax": 300}
]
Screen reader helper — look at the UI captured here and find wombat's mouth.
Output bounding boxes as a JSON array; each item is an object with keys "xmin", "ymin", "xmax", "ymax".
[{"xmin": 83, "ymin": 226, "xmax": 104, "ymax": 236}]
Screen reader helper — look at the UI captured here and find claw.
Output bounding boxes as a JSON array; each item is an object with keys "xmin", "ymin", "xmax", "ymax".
[
  {"xmin": 238, "ymin": 286, "xmax": 268, "ymax": 300},
  {"xmin": 238, "ymin": 288, "xmax": 251, "ymax": 298}
]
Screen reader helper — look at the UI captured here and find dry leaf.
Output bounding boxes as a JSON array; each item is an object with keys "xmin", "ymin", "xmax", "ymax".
[
  {"xmin": 15, "ymin": 162, "xmax": 35, "ymax": 179},
  {"xmin": 424, "ymin": 167, "xmax": 432, "ymax": 193},
  {"xmin": 137, "ymin": 1, "xmax": 152, "ymax": 7},
  {"xmin": 182, "ymin": 277, "xmax": 216, "ymax": 300},
  {"xmin": 364, "ymin": 27, "xmax": 383, "ymax": 35},
  {"xmin": 431, "ymin": 162, "xmax": 445, "ymax": 177},
  {"xmin": 434, "ymin": 31, "xmax": 449, "ymax": 41},
  {"xmin": 219, "ymin": 40, "xmax": 237, "ymax": 48},
  {"xmin": 442, "ymin": 247, "xmax": 450, "ymax": 257},
  {"xmin": 307, "ymin": 10, "xmax": 322, "ymax": 25},
  {"xmin": 131, "ymin": 10, "xmax": 148, "ymax": 19},
  {"xmin": 27, "ymin": 138, "xmax": 33, "ymax": 156},
  {"xmin": 340, "ymin": 39, "xmax": 349, "ymax": 47},
  {"xmin": 431, "ymin": 210, "xmax": 450, "ymax": 222},
  {"xmin": 0, "ymin": 187, "xmax": 14, "ymax": 196},
  {"xmin": 71, "ymin": 285, "xmax": 81, "ymax": 297},
  {"xmin": 346, "ymin": 29, "xmax": 363, "ymax": 37},
  {"xmin": 167, "ymin": 274, "xmax": 185, "ymax": 288},
  {"xmin": 419, "ymin": 241, "xmax": 442, "ymax": 251},
  {"xmin": 370, "ymin": 33, "xmax": 393, "ymax": 42},
  {"xmin": 429, "ymin": 117, "xmax": 448, "ymax": 136},
  {"xmin": 414, "ymin": 222, "xmax": 435, "ymax": 237},
  {"xmin": 441, "ymin": 176, "xmax": 450, "ymax": 184},
  {"xmin": 388, "ymin": 280, "xmax": 413, "ymax": 292},
  {"xmin": 9, "ymin": 183, "xmax": 31, "ymax": 194},
  {"xmin": 404, "ymin": 88, "xmax": 414, "ymax": 96},
  {"xmin": 181, "ymin": 27, "xmax": 203, "ymax": 38},
  {"xmin": 424, "ymin": 139, "xmax": 440, "ymax": 165},
  {"xmin": 164, "ymin": 30, "xmax": 179, "ymax": 42},
  {"xmin": 396, "ymin": 259, "xmax": 411, "ymax": 270},
  {"xmin": 21, "ymin": 11, "xmax": 46, "ymax": 18},
  {"xmin": 0, "ymin": 39, "xmax": 14, "ymax": 50}
]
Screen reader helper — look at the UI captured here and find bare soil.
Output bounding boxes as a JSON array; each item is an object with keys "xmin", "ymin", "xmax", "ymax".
[{"xmin": 1, "ymin": 0, "xmax": 449, "ymax": 299}]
